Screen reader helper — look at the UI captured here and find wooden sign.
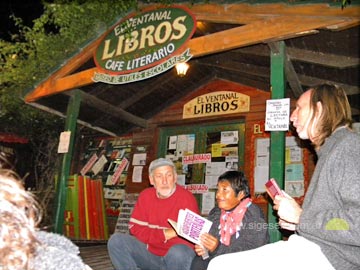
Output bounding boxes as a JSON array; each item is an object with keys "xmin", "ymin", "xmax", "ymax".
[
  {"xmin": 183, "ymin": 91, "xmax": 250, "ymax": 119},
  {"xmin": 93, "ymin": 5, "xmax": 196, "ymax": 84}
]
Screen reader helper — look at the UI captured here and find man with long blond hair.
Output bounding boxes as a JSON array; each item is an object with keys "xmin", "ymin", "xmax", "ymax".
[{"xmin": 208, "ymin": 84, "xmax": 360, "ymax": 270}]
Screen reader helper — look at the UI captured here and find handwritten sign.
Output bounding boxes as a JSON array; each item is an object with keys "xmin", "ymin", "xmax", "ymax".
[{"xmin": 265, "ymin": 98, "xmax": 290, "ymax": 131}]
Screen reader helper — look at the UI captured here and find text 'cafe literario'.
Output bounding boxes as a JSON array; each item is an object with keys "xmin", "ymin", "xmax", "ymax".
[{"xmin": 24, "ymin": 1, "xmax": 360, "ymax": 243}]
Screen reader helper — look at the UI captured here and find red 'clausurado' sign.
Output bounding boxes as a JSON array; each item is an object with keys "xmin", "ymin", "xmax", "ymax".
[
  {"xmin": 183, "ymin": 153, "xmax": 212, "ymax": 165},
  {"xmin": 94, "ymin": 5, "xmax": 196, "ymax": 75}
]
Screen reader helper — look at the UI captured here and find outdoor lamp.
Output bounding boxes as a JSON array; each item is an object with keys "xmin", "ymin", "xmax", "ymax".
[{"xmin": 175, "ymin": 62, "xmax": 189, "ymax": 77}]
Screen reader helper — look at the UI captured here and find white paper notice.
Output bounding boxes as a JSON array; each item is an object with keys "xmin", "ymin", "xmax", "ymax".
[
  {"xmin": 205, "ymin": 162, "xmax": 226, "ymax": 176},
  {"xmin": 169, "ymin": 136, "xmax": 177, "ymax": 150},
  {"xmin": 132, "ymin": 153, "xmax": 147, "ymax": 165},
  {"xmin": 265, "ymin": 98, "xmax": 290, "ymax": 131},
  {"xmin": 132, "ymin": 166, "xmax": 143, "ymax": 183},
  {"xmin": 205, "ymin": 175, "xmax": 218, "ymax": 189},
  {"xmin": 256, "ymin": 138, "xmax": 269, "ymax": 167},
  {"xmin": 221, "ymin": 131, "xmax": 238, "ymax": 144},
  {"xmin": 202, "ymin": 191, "xmax": 215, "ymax": 215},
  {"xmin": 254, "ymin": 166, "xmax": 269, "ymax": 193},
  {"xmin": 57, "ymin": 131, "xmax": 71, "ymax": 153},
  {"xmin": 91, "ymin": 154, "xmax": 108, "ymax": 175},
  {"xmin": 177, "ymin": 174, "xmax": 186, "ymax": 186}
]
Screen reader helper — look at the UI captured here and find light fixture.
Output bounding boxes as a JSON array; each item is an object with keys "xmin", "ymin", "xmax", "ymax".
[{"xmin": 175, "ymin": 62, "xmax": 189, "ymax": 77}]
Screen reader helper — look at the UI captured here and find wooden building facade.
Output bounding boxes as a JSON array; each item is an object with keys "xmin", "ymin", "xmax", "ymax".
[{"xmin": 23, "ymin": 1, "xmax": 359, "ymax": 241}]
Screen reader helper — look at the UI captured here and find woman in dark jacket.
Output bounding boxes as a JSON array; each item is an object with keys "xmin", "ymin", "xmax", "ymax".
[{"xmin": 190, "ymin": 170, "xmax": 269, "ymax": 270}]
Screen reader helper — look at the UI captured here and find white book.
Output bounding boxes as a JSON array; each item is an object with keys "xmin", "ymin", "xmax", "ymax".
[{"xmin": 168, "ymin": 208, "xmax": 212, "ymax": 245}]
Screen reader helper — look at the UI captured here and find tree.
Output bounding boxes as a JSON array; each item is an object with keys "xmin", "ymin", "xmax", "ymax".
[
  {"xmin": 0, "ymin": 0, "xmax": 186, "ymax": 226},
  {"xmin": 0, "ymin": 0, "xmax": 141, "ymax": 225}
]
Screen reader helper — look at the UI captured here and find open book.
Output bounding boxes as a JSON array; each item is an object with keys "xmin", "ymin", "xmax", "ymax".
[{"xmin": 168, "ymin": 208, "xmax": 213, "ymax": 245}]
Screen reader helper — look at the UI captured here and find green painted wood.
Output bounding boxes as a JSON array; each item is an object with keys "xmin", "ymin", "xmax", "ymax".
[
  {"xmin": 73, "ymin": 174, "xmax": 80, "ymax": 238},
  {"xmin": 54, "ymin": 90, "xmax": 81, "ymax": 234},
  {"xmin": 268, "ymin": 41, "xmax": 286, "ymax": 243}
]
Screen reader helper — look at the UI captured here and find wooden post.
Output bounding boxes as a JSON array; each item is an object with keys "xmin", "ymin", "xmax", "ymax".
[
  {"xmin": 268, "ymin": 41, "xmax": 286, "ymax": 242},
  {"xmin": 54, "ymin": 90, "xmax": 81, "ymax": 233}
]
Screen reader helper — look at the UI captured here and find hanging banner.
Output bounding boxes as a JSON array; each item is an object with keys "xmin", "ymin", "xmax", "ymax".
[
  {"xmin": 93, "ymin": 5, "xmax": 196, "ymax": 84},
  {"xmin": 183, "ymin": 91, "xmax": 250, "ymax": 119}
]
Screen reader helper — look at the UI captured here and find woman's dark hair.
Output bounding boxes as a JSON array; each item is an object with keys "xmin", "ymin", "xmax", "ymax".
[{"xmin": 218, "ymin": 170, "xmax": 250, "ymax": 199}]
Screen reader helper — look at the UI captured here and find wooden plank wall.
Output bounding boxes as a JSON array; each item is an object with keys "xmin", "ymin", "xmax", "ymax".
[{"xmin": 126, "ymin": 79, "xmax": 271, "ymax": 207}]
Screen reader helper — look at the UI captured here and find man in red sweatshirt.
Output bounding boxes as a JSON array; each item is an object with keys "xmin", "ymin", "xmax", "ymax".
[{"xmin": 108, "ymin": 158, "xmax": 199, "ymax": 270}]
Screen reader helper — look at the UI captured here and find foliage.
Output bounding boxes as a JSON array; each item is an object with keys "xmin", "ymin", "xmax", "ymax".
[
  {"xmin": 0, "ymin": 0, "xmax": 185, "ymax": 225},
  {"xmin": 0, "ymin": 0, "xmax": 138, "ymax": 194}
]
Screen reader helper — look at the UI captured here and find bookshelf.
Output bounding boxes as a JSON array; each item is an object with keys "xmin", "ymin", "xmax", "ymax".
[{"xmin": 75, "ymin": 135, "xmax": 133, "ymax": 238}]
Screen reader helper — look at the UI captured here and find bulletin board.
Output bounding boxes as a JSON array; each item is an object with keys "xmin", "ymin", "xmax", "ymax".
[
  {"xmin": 157, "ymin": 120, "xmax": 246, "ymax": 214},
  {"xmin": 249, "ymin": 122, "xmax": 310, "ymax": 203}
]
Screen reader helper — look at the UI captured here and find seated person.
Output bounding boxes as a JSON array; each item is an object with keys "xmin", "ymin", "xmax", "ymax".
[
  {"xmin": 108, "ymin": 158, "xmax": 200, "ymax": 270},
  {"xmin": 208, "ymin": 84, "xmax": 360, "ymax": 270},
  {"xmin": 0, "ymin": 160, "xmax": 91, "ymax": 270},
  {"xmin": 191, "ymin": 170, "xmax": 269, "ymax": 270}
]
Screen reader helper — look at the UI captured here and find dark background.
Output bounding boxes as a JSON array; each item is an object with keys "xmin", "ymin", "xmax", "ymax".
[{"xmin": 0, "ymin": 0, "xmax": 43, "ymax": 41}]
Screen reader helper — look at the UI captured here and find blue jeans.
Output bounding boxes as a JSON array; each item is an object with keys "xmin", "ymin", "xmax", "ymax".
[{"xmin": 108, "ymin": 233, "xmax": 195, "ymax": 270}]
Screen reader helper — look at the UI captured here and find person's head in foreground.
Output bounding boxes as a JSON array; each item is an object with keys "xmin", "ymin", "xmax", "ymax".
[
  {"xmin": 0, "ymin": 154, "xmax": 91, "ymax": 270},
  {"xmin": 290, "ymin": 83, "xmax": 352, "ymax": 148},
  {"xmin": 216, "ymin": 170, "xmax": 250, "ymax": 211},
  {"xmin": 149, "ymin": 158, "xmax": 177, "ymax": 199},
  {"xmin": 0, "ymin": 169, "xmax": 42, "ymax": 270}
]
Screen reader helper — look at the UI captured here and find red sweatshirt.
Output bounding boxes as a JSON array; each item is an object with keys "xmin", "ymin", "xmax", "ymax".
[{"xmin": 129, "ymin": 184, "xmax": 199, "ymax": 256}]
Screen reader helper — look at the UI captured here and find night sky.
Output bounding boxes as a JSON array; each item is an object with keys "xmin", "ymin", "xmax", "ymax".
[{"xmin": 0, "ymin": 0, "xmax": 44, "ymax": 41}]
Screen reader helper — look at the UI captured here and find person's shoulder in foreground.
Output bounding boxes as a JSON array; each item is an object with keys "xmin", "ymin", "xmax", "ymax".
[
  {"xmin": 31, "ymin": 231, "xmax": 92, "ymax": 270},
  {"xmin": 0, "ymin": 166, "xmax": 91, "ymax": 270}
]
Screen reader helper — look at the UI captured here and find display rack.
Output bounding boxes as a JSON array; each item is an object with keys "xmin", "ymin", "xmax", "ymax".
[{"xmin": 75, "ymin": 135, "xmax": 133, "ymax": 238}]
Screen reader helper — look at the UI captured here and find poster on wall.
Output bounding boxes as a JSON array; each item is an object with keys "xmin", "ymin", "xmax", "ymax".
[
  {"xmin": 132, "ymin": 166, "xmax": 143, "ymax": 183},
  {"xmin": 132, "ymin": 153, "xmax": 147, "ymax": 165},
  {"xmin": 221, "ymin": 130, "xmax": 238, "ymax": 144},
  {"xmin": 202, "ymin": 191, "xmax": 215, "ymax": 215},
  {"xmin": 205, "ymin": 130, "xmax": 240, "ymax": 188},
  {"xmin": 164, "ymin": 134, "xmax": 196, "ymax": 185},
  {"xmin": 254, "ymin": 136, "xmax": 305, "ymax": 197}
]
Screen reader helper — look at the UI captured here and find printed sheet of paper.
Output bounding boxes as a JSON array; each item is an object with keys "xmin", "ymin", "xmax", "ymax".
[
  {"xmin": 221, "ymin": 131, "xmax": 238, "ymax": 144},
  {"xmin": 132, "ymin": 166, "xmax": 143, "ymax": 183},
  {"xmin": 132, "ymin": 153, "xmax": 147, "ymax": 165},
  {"xmin": 57, "ymin": 131, "xmax": 71, "ymax": 153},
  {"xmin": 91, "ymin": 154, "xmax": 108, "ymax": 175},
  {"xmin": 254, "ymin": 166, "xmax": 269, "ymax": 193},
  {"xmin": 177, "ymin": 174, "xmax": 186, "ymax": 186},
  {"xmin": 168, "ymin": 209, "xmax": 212, "ymax": 245},
  {"xmin": 168, "ymin": 136, "xmax": 177, "ymax": 150},
  {"xmin": 265, "ymin": 98, "xmax": 290, "ymax": 131},
  {"xmin": 201, "ymin": 192, "xmax": 215, "ymax": 215}
]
